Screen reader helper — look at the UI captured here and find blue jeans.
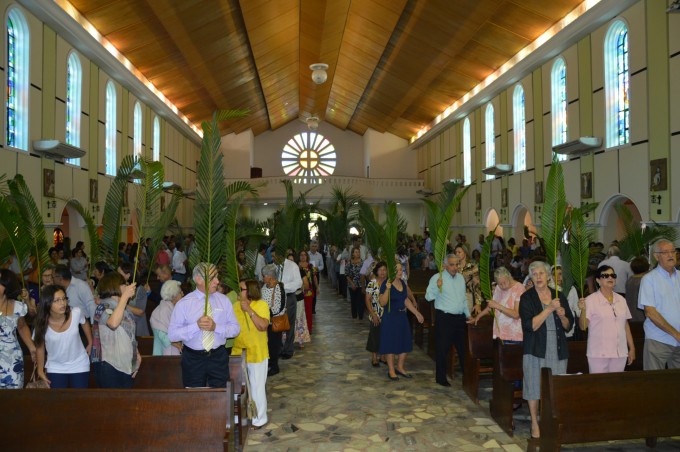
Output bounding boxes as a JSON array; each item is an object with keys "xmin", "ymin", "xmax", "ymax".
[
  {"xmin": 97, "ymin": 361, "xmax": 133, "ymax": 388},
  {"xmin": 47, "ymin": 371, "xmax": 90, "ymax": 388}
]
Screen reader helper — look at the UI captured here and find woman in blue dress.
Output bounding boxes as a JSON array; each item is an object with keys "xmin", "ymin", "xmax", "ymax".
[{"xmin": 379, "ymin": 263, "xmax": 423, "ymax": 381}]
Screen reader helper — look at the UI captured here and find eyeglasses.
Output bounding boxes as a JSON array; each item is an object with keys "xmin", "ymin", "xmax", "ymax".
[
  {"xmin": 655, "ymin": 250, "xmax": 675, "ymax": 255},
  {"xmin": 599, "ymin": 273, "xmax": 617, "ymax": 279},
  {"xmin": 53, "ymin": 297, "xmax": 69, "ymax": 303}
]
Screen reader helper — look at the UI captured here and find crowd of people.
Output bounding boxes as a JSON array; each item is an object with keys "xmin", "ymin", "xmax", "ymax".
[{"xmin": 1, "ymin": 231, "xmax": 679, "ymax": 438}]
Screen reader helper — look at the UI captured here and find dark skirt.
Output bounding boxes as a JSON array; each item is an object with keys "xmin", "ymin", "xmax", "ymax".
[{"xmin": 366, "ymin": 322, "xmax": 381, "ymax": 353}]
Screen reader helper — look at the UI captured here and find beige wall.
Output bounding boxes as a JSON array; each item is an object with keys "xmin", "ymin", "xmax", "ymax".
[
  {"xmin": 0, "ymin": 1, "xmax": 200, "ymax": 248},
  {"xmin": 414, "ymin": 0, "xmax": 680, "ymax": 244}
]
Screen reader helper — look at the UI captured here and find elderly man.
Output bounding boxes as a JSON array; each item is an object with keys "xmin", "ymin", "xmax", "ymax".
[
  {"xmin": 425, "ymin": 254, "xmax": 470, "ymax": 387},
  {"xmin": 279, "ymin": 252, "xmax": 303, "ymax": 359},
  {"xmin": 168, "ymin": 263, "xmax": 240, "ymax": 388},
  {"xmin": 598, "ymin": 246, "xmax": 632, "ymax": 296},
  {"xmin": 261, "ymin": 263, "xmax": 285, "ymax": 376},
  {"xmin": 53, "ymin": 264, "xmax": 96, "ymax": 322},
  {"xmin": 639, "ymin": 239, "xmax": 680, "ymax": 370}
]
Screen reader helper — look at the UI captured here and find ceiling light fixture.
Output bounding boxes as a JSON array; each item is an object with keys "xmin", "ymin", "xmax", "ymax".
[
  {"xmin": 306, "ymin": 116, "xmax": 319, "ymax": 130},
  {"xmin": 310, "ymin": 63, "xmax": 329, "ymax": 84}
]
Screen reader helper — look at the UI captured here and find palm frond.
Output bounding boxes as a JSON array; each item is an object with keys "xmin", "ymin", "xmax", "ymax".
[
  {"xmin": 0, "ymin": 196, "xmax": 32, "ymax": 285},
  {"xmin": 131, "ymin": 158, "xmax": 165, "ymax": 282},
  {"xmin": 101, "ymin": 155, "xmax": 138, "ymax": 267},
  {"xmin": 568, "ymin": 204, "xmax": 596, "ymax": 297},
  {"xmin": 479, "ymin": 228, "xmax": 497, "ymax": 301},
  {"xmin": 382, "ymin": 201, "xmax": 399, "ymax": 279},
  {"xmin": 223, "ymin": 181, "xmax": 259, "ymax": 292},
  {"xmin": 273, "ymin": 181, "xmax": 317, "ymax": 257},
  {"xmin": 541, "ymin": 157, "xmax": 566, "ymax": 269},
  {"xmin": 357, "ymin": 201, "xmax": 383, "ymax": 259},
  {"xmin": 144, "ymin": 187, "xmax": 182, "ymax": 284},
  {"xmin": 65, "ymin": 198, "xmax": 101, "ymax": 263},
  {"xmin": 7, "ymin": 175, "xmax": 50, "ymax": 279}
]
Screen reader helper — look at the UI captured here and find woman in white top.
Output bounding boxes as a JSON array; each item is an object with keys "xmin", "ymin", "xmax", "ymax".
[
  {"xmin": 34, "ymin": 285, "xmax": 93, "ymax": 388},
  {"xmin": 150, "ymin": 280, "xmax": 183, "ymax": 356}
]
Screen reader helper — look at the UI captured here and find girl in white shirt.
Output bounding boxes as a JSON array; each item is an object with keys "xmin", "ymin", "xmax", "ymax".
[{"xmin": 35, "ymin": 285, "xmax": 92, "ymax": 388}]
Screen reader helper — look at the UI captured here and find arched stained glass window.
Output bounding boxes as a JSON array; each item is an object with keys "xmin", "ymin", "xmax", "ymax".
[
  {"xmin": 6, "ymin": 8, "xmax": 29, "ymax": 151},
  {"xmin": 463, "ymin": 118, "xmax": 471, "ymax": 186},
  {"xmin": 513, "ymin": 84, "xmax": 526, "ymax": 172},
  {"xmin": 485, "ymin": 104, "xmax": 495, "ymax": 180},
  {"xmin": 105, "ymin": 81, "xmax": 117, "ymax": 176},
  {"xmin": 604, "ymin": 20, "xmax": 630, "ymax": 148},
  {"xmin": 281, "ymin": 132, "xmax": 336, "ymax": 184},
  {"xmin": 153, "ymin": 116, "xmax": 160, "ymax": 161},
  {"xmin": 66, "ymin": 52, "xmax": 82, "ymax": 166},
  {"xmin": 551, "ymin": 57, "xmax": 568, "ymax": 161},
  {"xmin": 133, "ymin": 102, "xmax": 142, "ymax": 157}
]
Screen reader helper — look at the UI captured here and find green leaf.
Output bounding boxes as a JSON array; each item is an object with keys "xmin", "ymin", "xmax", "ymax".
[
  {"xmin": 567, "ymin": 204, "xmax": 597, "ymax": 298},
  {"xmin": 541, "ymin": 157, "xmax": 567, "ymax": 269},
  {"xmin": 222, "ymin": 181, "xmax": 259, "ymax": 292},
  {"xmin": 7, "ymin": 175, "xmax": 50, "ymax": 281},
  {"xmin": 0, "ymin": 196, "xmax": 32, "ymax": 285},
  {"xmin": 357, "ymin": 201, "xmax": 383, "ymax": 259},
  {"xmin": 479, "ymin": 227, "xmax": 497, "ymax": 301},
  {"xmin": 101, "ymin": 155, "xmax": 138, "ymax": 267},
  {"xmin": 131, "ymin": 158, "xmax": 165, "ymax": 282},
  {"xmin": 64, "ymin": 198, "xmax": 101, "ymax": 264}
]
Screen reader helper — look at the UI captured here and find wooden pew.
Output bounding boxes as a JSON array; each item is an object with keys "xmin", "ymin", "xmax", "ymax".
[
  {"xmin": 462, "ymin": 317, "xmax": 493, "ymax": 404},
  {"xmin": 136, "ymin": 335, "xmax": 155, "ymax": 356},
  {"xmin": 134, "ymin": 351, "xmax": 249, "ymax": 451},
  {"xmin": 538, "ymin": 368, "xmax": 680, "ymax": 451},
  {"xmin": 4, "ymin": 385, "xmax": 233, "ymax": 451},
  {"xmin": 489, "ymin": 333, "xmax": 646, "ymax": 437}
]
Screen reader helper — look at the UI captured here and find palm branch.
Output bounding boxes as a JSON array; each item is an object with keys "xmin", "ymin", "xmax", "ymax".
[
  {"xmin": 382, "ymin": 201, "xmax": 400, "ymax": 313},
  {"xmin": 101, "ymin": 155, "xmax": 138, "ymax": 267},
  {"xmin": 567, "ymin": 204, "xmax": 596, "ymax": 298},
  {"xmin": 130, "ymin": 158, "xmax": 165, "ymax": 282},
  {"xmin": 0, "ymin": 196, "xmax": 32, "ymax": 286},
  {"xmin": 7, "ymin": 175, "xmax": 50, "ymax": 281},
  {"xmin": 273, "ymin": 180, "xmax": 317, "ymax": 257},
  {"xmin": 541, "ymin": 156, "xmax": 567, "ymax": 297},
  {"xmin": 357, "ymin": 201, "xmax": 382, "ymax": 259},
  {"xmin": 614, "ymin": 204, "xmax": 679, "ymax": 260},
  {"xmin": 222, "ymin": 181, "xmax": 259, "ymax": 292},
  {"xmin": 422, "ymin": 180, "xmax": 472, "ymax": 289},
  {"xmin": 144, "ymin": 186, "xmax": 183, "ymax": 284},
  {"xmin": 478, "ymin": 227, "xmax": 497, "ymax": 301},
  {"xmin": 64, "ymin": 198, "xmax": 101, "ymax": 264},
  {"xmin": 194, "ymin": 110, "xmax": 248, "ymax": 314}
]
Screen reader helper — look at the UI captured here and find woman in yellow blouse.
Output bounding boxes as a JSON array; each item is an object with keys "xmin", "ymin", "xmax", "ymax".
[{"xmin": 232, "ymin": 279, "xmax": 270, "ymax": 429}]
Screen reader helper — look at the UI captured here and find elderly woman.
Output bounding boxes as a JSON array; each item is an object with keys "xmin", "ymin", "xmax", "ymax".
[
  {"xmin": 70, "ymin": 248, "xmax": 89, "ymax": 281},
  {"xmin": 34, "ymin": 285, "xmax": 92, "ymax": 388},
  {"xmin": 578, "ymin": 265, "xmax": 635, "ymax": 373},
  {"xmin": 232, "ymin": 279, "xmax": 270, "ymax": 430},
  {"xmin": 365, "ymin": 261, "xmax": 387, "ymax": 367},
  {"xmin": 150, "ymin": 280, "xmax": 183, "ymax": 356},
  {"xmin": 91, "ymin": 272, "xmax": 140, "ymax": 388},
  {"xmin": 0, "ymin": 269, "xmax": 36, "ymax": 389},
  {"xmin": 379, "ymin": 263, "xmax": 424, "ymax": 380},
  {"xmin": 519, "ymin": 261, "xmax": 574, "ymax": 439},
  {"xmin": 469, "ymin": 267, "xmax": 524, "ymax": 343},
  {"xmin": 261, "ymin": 264, "xmax": 286, "ymax": 377},
  {"xmin": 346, "ymin": 247, "xmax": 364, "ymax": 320}
]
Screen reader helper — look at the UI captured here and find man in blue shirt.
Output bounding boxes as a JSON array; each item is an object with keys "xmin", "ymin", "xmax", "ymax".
[
  {"xmin": 639, "ymin": 239, "xmax": 680, "ymax": 370},
  {"xmin": 425, "ymin": 254, "xmax": 470, "ymax": 387}
]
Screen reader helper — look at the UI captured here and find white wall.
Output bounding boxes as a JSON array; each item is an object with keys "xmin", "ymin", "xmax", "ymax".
[{"xmin": 363, "ymin": 128, "xmax": 415, "ymax": 179}]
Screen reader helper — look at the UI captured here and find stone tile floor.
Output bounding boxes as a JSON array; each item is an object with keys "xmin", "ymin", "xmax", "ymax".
[{"xmin": 247, "ymin": 280, "xmax": 680, "ymax": 451}]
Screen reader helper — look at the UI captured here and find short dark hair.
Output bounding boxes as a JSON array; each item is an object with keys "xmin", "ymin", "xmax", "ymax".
[
  {"xmin": 372, "ymin": 261, "xmax": 387, "ymax": 277},
  {"xmin": 595, "ymin": 265, "xmax": 615, "ymax": 279},
  {"xmin": 54, "ymin": 264, "xmax": 72, "ymax": 281},
  {"xmin": 244, "ymin": 279, "xmax": 261, "ymax": 301},
  {"xmin": 0, "ymin": 269, "xmax": 21, "ymax": 300},
  {"xmin": 97, "ymin": 272, "xmax": 126, "ymax": 299},
  {"xmin": 630, "ymin": 256, "xmax": 650, "ymax": 275}
]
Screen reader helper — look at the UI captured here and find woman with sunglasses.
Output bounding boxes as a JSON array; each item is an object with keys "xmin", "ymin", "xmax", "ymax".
[
  {"xmin": 578, "ymin": 265, "xmax": 635, "ymax": 373},
  {"xmin": 34, "ymin": 285, "xmax": 93, "ymax": 388}
]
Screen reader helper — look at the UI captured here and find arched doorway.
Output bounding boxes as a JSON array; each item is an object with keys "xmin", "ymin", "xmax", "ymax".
[
  {"xmin": 59, "ymin": 204, "xmax": 87, "ymax": 248},
  {"xmin": 599, "ymin": 195, "xmax": 642, "ymax": 245},
  {"xmin": 511, "ymin": 204, "xmax": 537, "ymax": 243},
  {"xmin": 484, "ymin": 209, "xmax": 503, "ymax": 236}
]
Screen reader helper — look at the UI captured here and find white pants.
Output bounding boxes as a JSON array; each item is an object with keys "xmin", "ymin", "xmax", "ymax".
[{"xmin": 248, "ymin": 359, "xmax": 268, "ymax": 427}]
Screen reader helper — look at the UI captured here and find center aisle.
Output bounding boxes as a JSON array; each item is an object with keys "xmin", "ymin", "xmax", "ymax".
[{"xmin": 247, "ymin": 278, "xmax": 526, "ymax": 451}]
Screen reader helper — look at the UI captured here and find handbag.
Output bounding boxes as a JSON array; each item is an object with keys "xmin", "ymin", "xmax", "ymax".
[
  {"xmin": 25, "ymin": 366, "xmax": 50, "ymax": 389},
  {"xmin": 270, "ymin": 283, "xmax": 290, "ymax": 332}
]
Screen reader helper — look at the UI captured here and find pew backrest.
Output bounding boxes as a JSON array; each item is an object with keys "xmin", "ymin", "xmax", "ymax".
[
  {"xmin": 4, "ymin": 386, "xmax": 232, "ymax": 451},
  {"xmin": 540, "ymin": 368, "xmax": 680, "ymax": 449}
]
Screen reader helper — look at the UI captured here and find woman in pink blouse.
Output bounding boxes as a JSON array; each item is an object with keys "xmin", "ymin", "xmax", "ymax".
[
  {"xmin": 468, "ymin": 267, "xmax": 524, "ymax": 343},
  {"xmin": 578, "ymin": 265, "xmax": 635, "ymax": 373}
]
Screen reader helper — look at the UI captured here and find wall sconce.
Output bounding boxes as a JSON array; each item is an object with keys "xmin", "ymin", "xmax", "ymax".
[
  {"xmin": 92, "ymin": 205, "xmax": 100, "ymax": 213},
  {"xmin": 651, "ymin": 194, "xmax": 662, "ymax": 205},
  {"xmin": 124, "ymin": 208, "xmax": 131, "ymax": 215},
  {"xmin": 47, "ymin": 200, "xmax": 57, "ymax": 209}
]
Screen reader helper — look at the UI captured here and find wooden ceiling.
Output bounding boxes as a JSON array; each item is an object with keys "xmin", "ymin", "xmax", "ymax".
[{"xmin": 67, "ymin": 0, "xmax": 584, "ymax": 139}]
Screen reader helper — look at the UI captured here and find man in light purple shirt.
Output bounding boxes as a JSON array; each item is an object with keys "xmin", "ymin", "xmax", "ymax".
[{"xmin": 168, "ymin": 263, "xmax": 240, "ymax": 388}]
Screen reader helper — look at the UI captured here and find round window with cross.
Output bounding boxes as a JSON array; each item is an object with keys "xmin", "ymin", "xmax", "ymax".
[{"xmin": 281, "ymin": 132, "xmax": 336, "ymax": 184}]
